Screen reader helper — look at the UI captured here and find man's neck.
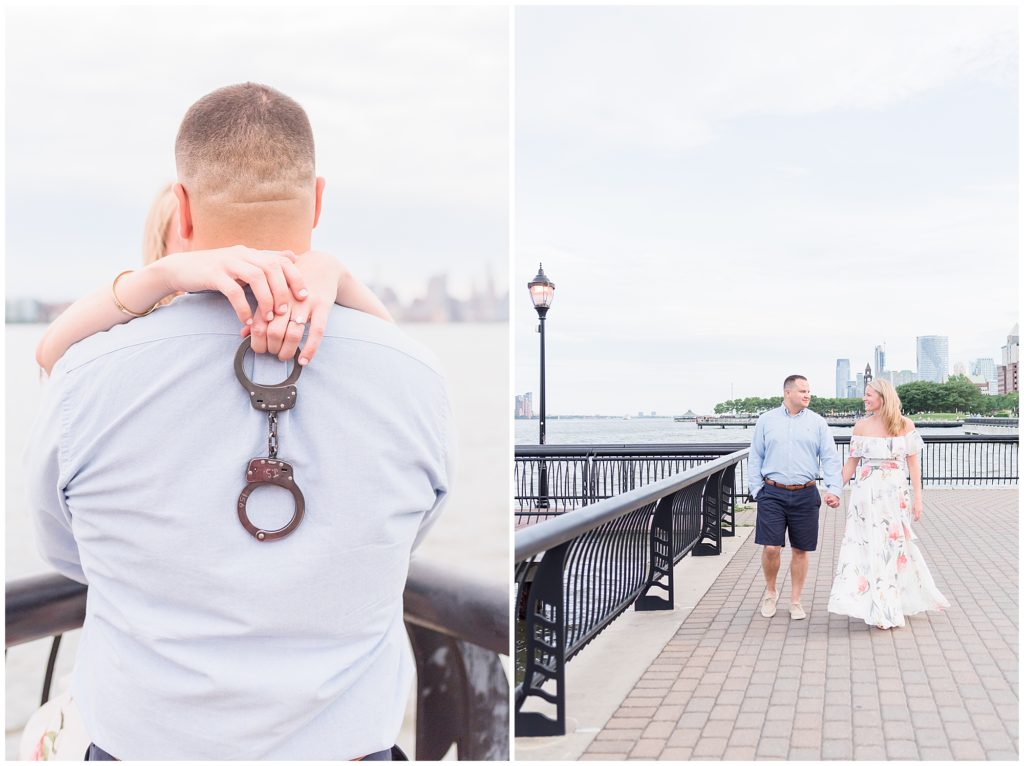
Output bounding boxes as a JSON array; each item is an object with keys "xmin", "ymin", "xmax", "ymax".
[
  {"xmin": 190, "ymin": 230, "xmax": 312, "ymax": 255},
  {"xmin": 784, "ymin": 402, "xmax": 804, "ymax": 416}
]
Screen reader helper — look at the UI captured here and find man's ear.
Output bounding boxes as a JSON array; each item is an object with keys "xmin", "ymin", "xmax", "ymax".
[
  {"xmin": 312, "ymin": 177, "xmax": 326, "ymax": 228},
  {"xmin": 173, "ymin": 183, "xmax": 194, "ymax": 240}
]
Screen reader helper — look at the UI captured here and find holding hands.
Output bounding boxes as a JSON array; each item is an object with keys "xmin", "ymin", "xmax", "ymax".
[
  {"xmin": 244, "ymin": 250, "xmax": 352, "ymax": 366},
  {"xmin": 154, "ymin": 246, "xmax": 307, "ymax": 330},
  {"xmin": 823, "ymin": 492, "xmax": 840, "ymax": 509},
  {"xmin": 152, "ymin": 246, "xmax": 390, "ymax": 366}
]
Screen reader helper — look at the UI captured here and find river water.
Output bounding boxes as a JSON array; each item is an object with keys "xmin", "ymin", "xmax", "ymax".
[{"xmin": 515, "ymin": 416, "xmax": 976, "ymax": 445}]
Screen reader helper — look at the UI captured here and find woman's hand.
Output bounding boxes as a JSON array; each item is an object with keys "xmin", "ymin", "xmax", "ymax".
[
  {"xmin": 153, "ymin": 246, "xmax": 307, "ymax": 330},
  {"xmin": 912, "ymin": 496, "xmax": 923, "ymax": 522},
  {"xmin": 247, "ymin": 250, "xmax": 344, "ymax": 365}
]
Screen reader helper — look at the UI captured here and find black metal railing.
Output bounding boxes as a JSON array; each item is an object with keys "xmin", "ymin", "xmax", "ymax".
[
  {"xmin": 6, "ymin": 560, "xmax": 509, "ymax": 761},
  {"xmin": 836, "ymin": 434, "xmax": 1019, "ymax": 486},
  {"xmin": 514, "ymin": 450, "xmax": 747, "ymax": 737},
  {"xmin": 515, "ymin": 435, "xmax": 1018, "ymax": 514},
  {"xmin": 515, "ymin": 444, "xmax": 749, "ymax": 519}
]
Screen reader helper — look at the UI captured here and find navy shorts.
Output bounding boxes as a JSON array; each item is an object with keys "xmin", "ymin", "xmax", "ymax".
[{"xmin": 754, "ymin": 483, "xmax": 821, "ymax": 551}]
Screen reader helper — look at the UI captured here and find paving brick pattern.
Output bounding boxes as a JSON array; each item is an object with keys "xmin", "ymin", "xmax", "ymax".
[{"xmin": 581, "ymin": 489, "xmax": 1019, "ymax": 761}]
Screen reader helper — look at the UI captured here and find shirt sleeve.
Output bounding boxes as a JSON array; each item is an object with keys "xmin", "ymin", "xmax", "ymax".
[
  {"xmin": 411, "ymin": 381, "xmax": 455, "ymax": 552},
  {"xmin": 904, "ymin": 430, "xmax": 925, "ymax": 455},
  {"xmin": 747, "ymin": 415, "xmax": 766, "ymax": 499},
  {"xmin": 23, "ymin": 365, "xmax": 87, "ymax": 584},
  {"xmin": 818, "ymin": 419, "xmax": 843, "ymax": 496}
]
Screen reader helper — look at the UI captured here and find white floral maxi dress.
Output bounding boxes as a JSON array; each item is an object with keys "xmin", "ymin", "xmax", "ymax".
[{"xmin": 827, "ymin": 432, "xmax": 950, "ymax": 628}]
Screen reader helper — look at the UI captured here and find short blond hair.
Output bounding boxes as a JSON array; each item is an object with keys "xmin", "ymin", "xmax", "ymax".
[
  {"xmin": 141, "ymin": 183, "xmax": 178, "ymax": 265},
  {"xmin": 174, "ymin": 82, "xmax": 315, "ymax": 201}
]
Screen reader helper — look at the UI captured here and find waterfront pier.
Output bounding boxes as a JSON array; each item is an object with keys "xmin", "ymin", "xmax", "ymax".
[
  {"xmin": 514, "ymin": 437, "xmax": 1018, "ymax": 761},
  {"xmin": 518, "ymin": 490, "xmax": 1018, "ymax": 761}
]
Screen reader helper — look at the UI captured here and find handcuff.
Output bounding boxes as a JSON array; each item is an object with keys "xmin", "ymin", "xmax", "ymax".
[{"xmin": 233, "ymin": 337, "xmax": 305, "ymax": 542}]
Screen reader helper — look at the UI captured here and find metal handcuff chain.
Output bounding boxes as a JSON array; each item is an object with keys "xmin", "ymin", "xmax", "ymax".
[{"xmin": 233, "ymin": 336, "xmax": 305, "ymax": 542}]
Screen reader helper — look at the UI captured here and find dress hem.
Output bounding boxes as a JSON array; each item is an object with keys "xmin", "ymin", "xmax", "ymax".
[{"xmin": 827, "ymin": 602, "xmax": 949, "ymax": 629}]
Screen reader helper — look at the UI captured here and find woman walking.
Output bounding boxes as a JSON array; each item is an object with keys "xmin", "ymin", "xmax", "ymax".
[{"xmin": 828, "ymin": 379, "xmax": 950, "ymax": 629}]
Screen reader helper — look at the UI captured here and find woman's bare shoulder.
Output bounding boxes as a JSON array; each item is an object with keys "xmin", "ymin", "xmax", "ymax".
[
  {"xmin": 900, "ymin": 415, "xmax": 916, "ymax": 436},
  {"xmin": 852, "ymin": 416, "xmax": 870, "ymax": 435}
]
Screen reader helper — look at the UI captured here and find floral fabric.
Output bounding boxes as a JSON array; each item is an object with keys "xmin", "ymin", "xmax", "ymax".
[{"xmin": 828, "ymin": 432, "xmax": 949, "ymax": 628}]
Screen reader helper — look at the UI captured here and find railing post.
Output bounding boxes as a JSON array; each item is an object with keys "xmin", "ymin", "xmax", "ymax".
[
  {"xmin": 721, "ymin": 464, "xmax": 736, "ymax": 538},
  {"xmin": 582, "ymin": 452, "xmax": 593, "ymax": 506},
  {"xmin": 537, "ymin": 459, "xmax": 550, "ymax": 510},
  {"xmin": 693, "ymin": 473, "xmax": 722, "ymax": 556},
  {"xmin": 406, "ymin": 623, "xmax": 510, "ymax": 760},
  {"xmin": 636, "ymin": 494, "xmax": 675, "ymax": 610},
  {"xmin": 516, "ymin": 542, "xmax": 569, "ymax": 736}
]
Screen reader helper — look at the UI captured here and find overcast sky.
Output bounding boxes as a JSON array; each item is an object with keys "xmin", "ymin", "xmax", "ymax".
[
  {"xmin": 515, "ymin": 5, "xmax": 1018, "ymax": 415},
  {"xmin": 6, "ymin": 6, "xmax": 508, "ymax": 303}
]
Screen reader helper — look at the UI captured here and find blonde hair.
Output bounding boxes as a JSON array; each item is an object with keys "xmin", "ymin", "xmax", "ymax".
[
  {"xmin": 868, "ymin": 378, "xmax": 905, "ymax": 436},
  {"xmin": 174, "ymin": 82, "xmax": 315, "ymax": 203},
  {"xmin": 141, "ymin": 183, "xmax": 178, "ymax": 266}
]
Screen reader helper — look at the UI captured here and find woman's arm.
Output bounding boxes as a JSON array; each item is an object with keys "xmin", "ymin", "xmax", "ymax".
[
  {"xmin": 904, "ymin": 418, "xmax": 923, "ymax": 521},
  {"xmin": 841, "ymin": 416, "xmax": 867, "ymax": 486},
  {"xmin": 907, "ymin": 451, "xmax": 923, "ymax": 521},
  {"xmin": 841, "ymin": 456, "xmax": 859, "ymax": 486},
  {"xmin": 35, "ymin": 247, "xmax": 304, "ymax": 375}
]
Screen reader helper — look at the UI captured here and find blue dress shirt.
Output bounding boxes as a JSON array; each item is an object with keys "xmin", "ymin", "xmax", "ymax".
[
  {"xmin": 25, "ymin": 293, "xmax": 453, "ymax": 760},
  {"xmin": 747, "ymin": 405, "xmax": 843, "ymax": 499}
]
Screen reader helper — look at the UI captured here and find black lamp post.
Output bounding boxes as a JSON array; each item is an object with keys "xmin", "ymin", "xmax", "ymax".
[{"xmin": 528, "ymin": 263, "xmax": 555, "ymax": 509}]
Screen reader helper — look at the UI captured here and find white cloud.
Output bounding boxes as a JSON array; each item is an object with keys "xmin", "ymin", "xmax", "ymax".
[
  {"xmin": 515, "ymin": 5, "xmax": 1018, "ymax": 415},
  {"xmin": 518, "ymin": 6, "xmax": 1016, "ymax": 154},
  {"xmin": 6, "ymin": 6, "xmax": 508, "ymax": 299}
]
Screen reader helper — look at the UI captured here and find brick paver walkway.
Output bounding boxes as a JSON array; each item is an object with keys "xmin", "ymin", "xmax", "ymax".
[{"xmin": 582, "ymin": 489, "xmax": 1019, "ymax": 760}]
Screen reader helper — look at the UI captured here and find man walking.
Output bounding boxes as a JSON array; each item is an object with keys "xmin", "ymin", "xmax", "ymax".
[
  {"xmin": 26, "ymin": 83, "xmax": 452, "ymax": 760},
  {"xmin": 748, "ymin": 375, "xmax": 842, "ymax": 620}
]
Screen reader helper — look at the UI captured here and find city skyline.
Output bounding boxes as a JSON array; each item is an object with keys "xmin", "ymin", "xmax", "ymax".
[
  {"xmin": 516, "ymin": 326, "xmax": 1016, "ymax": 416},
  {"xmin": 515, "ymin": 6, "xmax": 1017, "ymax": 415},
  {"xmin": 6, "ymin": 269, "xmax": 507, "ymax": 325}
]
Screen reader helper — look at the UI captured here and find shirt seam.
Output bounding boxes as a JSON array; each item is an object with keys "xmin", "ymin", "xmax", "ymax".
[{"xmin": 62, "ymin": 330, "xmax": 445, "ymax": 381}]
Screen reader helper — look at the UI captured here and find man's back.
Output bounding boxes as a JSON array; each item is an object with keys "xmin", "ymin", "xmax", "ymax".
[{"xmin": 26, "ymin": 293, "xmax": 452, "ymax": 759}]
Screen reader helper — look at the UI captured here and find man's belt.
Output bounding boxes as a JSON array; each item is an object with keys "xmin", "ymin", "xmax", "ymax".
[{"xmin": 764, "ymin": 478, "xmax": 817, "ymax": 491}]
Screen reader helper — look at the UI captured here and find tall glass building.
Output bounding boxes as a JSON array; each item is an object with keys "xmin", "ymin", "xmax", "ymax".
[
  {"xmin": 916, "ymin": 336, "xmax": 949, "ymax": 383},
  {"xmin": 873, "ymin": 345, "xmax": 885, "ymax": 378},
  {"xmin": 971, "ymin": 358, "xmax": 998, "ymax": 395},
  {"xmin": 836, "ymin": 358, "xmax": 851, "ymax": 398}
]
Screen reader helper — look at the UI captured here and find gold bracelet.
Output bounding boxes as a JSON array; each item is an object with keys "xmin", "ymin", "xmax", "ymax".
[{"xmin": 112, "ymin": 270, "xmax": 160, "ymax": 317}]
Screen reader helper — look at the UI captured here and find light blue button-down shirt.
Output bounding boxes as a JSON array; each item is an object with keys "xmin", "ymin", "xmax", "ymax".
[
  {"xmin": 25, "ymin": 293, "xmax": 453, "ymax": 760},
  {"xmin": 747, "ymin": 405, "xmax": 843, "ymax": 499}
]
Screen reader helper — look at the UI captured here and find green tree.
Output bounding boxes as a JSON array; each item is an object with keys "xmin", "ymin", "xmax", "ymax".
[{"xmin": 943, "ymin": 374, "xmax": 985, "ymax": 414}]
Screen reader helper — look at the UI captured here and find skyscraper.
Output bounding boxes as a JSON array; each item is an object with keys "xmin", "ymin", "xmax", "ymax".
[
  {"xmin": 515, "ymin": 392, "xmax": 534, "ymax": 418},
  {"xmin": 836, "ymin": 358, "xmax": 851, "ymax": 398},
  {"xmin": 873, "ymin": 345, "xmax": 886, "ymax": 378},
  {"xmin": 971, "ymin": 359, "xmax": 997, "ymax": 395},
  {"xmin": 916, "ymin": 336, "xmax": 949, "ymax": 383},
  {"xmin": 886, "ymin": 370, "xmax": 916, "ymax": 388},
  {"xmin": 998, "ymin": 324, "xmax": 1019, "ymax": 394}
]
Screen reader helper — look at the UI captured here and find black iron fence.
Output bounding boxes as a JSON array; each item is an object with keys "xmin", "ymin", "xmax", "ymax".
[
  {"xmin": 515, "ymin": 444, "xmax": 749, "ymax": 520},
  {"xmin": 515, "ymin": 435, "xmax": 1018, "ymax": 515},
  {"xmin": 836, "ymin": 434, "xmax": 1019, "ymax": 486},
  {"xmin": 6, "ymin": 560, "xmax": 508, "ymax": 761},
  {"xmin": 514, "ymin": 450, "xmax": 747, "ymax": 737}
]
